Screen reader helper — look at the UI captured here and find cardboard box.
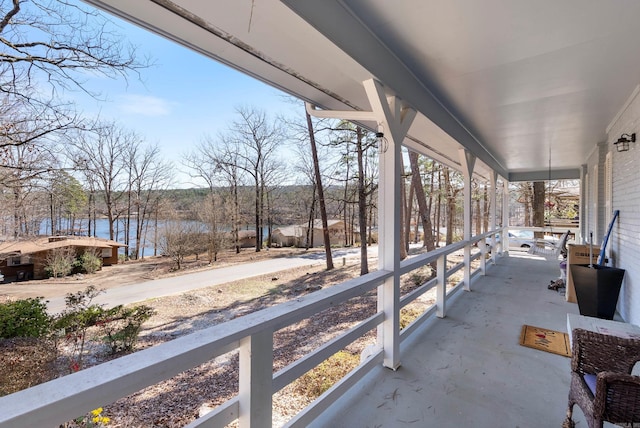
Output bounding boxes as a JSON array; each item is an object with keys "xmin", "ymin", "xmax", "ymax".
[{"xmin": 566, "ymin": 244, "xmax": 599, "ymax": 303}]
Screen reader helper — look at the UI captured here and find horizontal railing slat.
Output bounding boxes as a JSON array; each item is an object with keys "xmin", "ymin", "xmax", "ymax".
[
  {"xmin": 400, "ymin": 277, "xmax": 437, "ymax": 308},
  {"xmin": 184, "ymin": 397, "xmax": 239, "ymax": 428},
  {"xmin": 0, "ymin": 335, "xmax": 239, "ymax": 428}
]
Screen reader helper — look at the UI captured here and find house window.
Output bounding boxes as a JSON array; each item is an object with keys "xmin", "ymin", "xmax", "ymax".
[
  {"xmin": 101, "ymin": 248, "xmax": 112, "ymax": 258},
  {"xmin": 9, "ymin": 256, "xmax": 30, "ymax": 266}
]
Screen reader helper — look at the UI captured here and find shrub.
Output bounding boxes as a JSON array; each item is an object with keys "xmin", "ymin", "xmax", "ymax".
[
  {"xmin": 0, "ymin": 298, "xmax": 51, "ymax": 338},
  {"xmin": 52, "ymin": 286, "xmax": 106, "ymax": 371},
  {"xmin": 294, "ymin": 350, "xmax": 360, "ymax": 398},
  {"xmin": 98, "ymin": 304, "xmax": 156, "ymax": 354},
  {"xmin": 52, "ymin": 286, "xmax": 155, "ymax": 371},
  {"xmin": 75, "ymin": 251, "xmax": 102, "ymax": 274},
  {"xmin": 407, "ymin": 266, "xmax": 434, "ymax": 287},
  {"xmin": 44, "ymin": 247, "xmax": 75, "ymax": 278}
]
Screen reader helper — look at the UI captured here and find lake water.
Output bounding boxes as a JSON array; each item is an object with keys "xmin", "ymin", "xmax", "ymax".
[
  {"xmin": 40, "ymin": 218, "xmax": 161, "ymax": 258},
  {"xmin": 39, "ymin": 218, "xmax": 270, "ymax": 258}
]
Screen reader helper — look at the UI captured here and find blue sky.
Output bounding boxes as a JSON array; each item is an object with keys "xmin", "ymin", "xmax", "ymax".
[{"xmin": 71, "ymin": 10, "xmax": 301, "ymax": 186}]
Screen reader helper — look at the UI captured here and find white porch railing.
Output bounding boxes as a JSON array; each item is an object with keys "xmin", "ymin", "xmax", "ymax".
[{"xmin": 0, "ymin": 229, "xmax": 503, "ymax": 428}]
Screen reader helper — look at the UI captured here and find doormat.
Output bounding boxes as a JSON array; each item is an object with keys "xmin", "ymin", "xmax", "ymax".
[{"xmin": 519, "ymin": 325, "xmax": 571, "ymax": 357}]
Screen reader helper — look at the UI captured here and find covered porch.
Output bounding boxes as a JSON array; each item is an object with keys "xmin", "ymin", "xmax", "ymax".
[
  {"xmin": 314, "ymin": 252, "xmax": 585, "ymax": 427},
  {"xmin": 1, "ymin": 0, "xmax": 639, "ymax": 427}
]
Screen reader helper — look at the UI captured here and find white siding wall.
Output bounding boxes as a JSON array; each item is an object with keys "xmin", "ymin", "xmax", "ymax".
[{"xmin": 607, "ymin": 88, "xmax": 640, "ymax": 323}]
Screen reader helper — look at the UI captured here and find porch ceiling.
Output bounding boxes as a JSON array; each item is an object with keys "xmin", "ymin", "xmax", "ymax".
[{"xmin": 84, "ymin": 0, "xmax": 640, "ymax": 181}]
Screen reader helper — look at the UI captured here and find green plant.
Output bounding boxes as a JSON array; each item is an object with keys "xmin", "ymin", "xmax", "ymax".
[
  {"xmin": 0, "ymin": 297, "xmax": 51, "ymax": 338},
  {"xmin": 52, "ymin": 286, "xmax": 155, "ymax": 371},
  {"xmin": 75, "ymin": 251, "xmax": 102, "ymax": 274},
  {"xmin": 294, "ymin": 350, "xmax": 360, "ymax": 398},
  {"xmin": 68, "ymin": 407, "xmax": 111, "ymax": 427},
  {"xmin": 98, "ymin": 305, "xmax": 155, "ymax": 354},
  {"xmin": 52, "ymin": 286, "xmax": 106, "ymax": 372},
  {"xmin": 44, "ymin": 247, "xmax": 75, "ymax": 278}
]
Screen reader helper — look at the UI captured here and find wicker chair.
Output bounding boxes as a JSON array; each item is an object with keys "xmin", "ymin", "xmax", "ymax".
[{"xmin": 563, "ymin": 328, "xmax": 640, "ymax": 428}]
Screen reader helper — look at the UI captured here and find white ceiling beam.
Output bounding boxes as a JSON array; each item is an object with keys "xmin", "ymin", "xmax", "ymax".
[{"xmin": 281, "ymin": 0, "xmax": 508, "ymax": 179}]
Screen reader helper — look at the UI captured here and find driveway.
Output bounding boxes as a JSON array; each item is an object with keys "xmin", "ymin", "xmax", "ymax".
[{"xmin": 43, "ymin": 246, "xmax": 375, "ymax": 313}]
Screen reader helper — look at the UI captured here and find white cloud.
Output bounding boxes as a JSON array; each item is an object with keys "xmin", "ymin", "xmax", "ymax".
[{"xmin": 118, "ymin": 94, "xmax": 173, "ymax": 116}]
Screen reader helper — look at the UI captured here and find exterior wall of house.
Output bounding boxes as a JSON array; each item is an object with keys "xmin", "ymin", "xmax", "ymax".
[
  {"xmin": 606, "ymin": 87, "xmax": 640, "ymax": 324},
  {"xmin": 0, "ymin": 244, "xmax": 121, "ymax": 281},
  {"xmin": 272, "ymin": 221, "xmax": 357, "ymax": 248},
  {"xmin": 274, "ymin": 228, "xmax": 298, "ymax": 247},
  {"xmin": 0, "ymin": 259, "xmax": 35, "ymax": 281},
  {"xmin": 102, "ymin": 247, "xmax": 119, "ymax": 266},
  {"xmin": 239, "ymin": 237, "xmax": 257, "ymax": 248},
  {"xmin": 272, "ymin": 233, "xmax": 297, "ymax": 247},
  {"xmin": 310, "ymin": 224, "xmax": 345, "ymax": 247}
]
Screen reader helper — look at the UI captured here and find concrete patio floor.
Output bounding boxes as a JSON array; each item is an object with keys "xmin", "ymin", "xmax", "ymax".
[{"xmin": 310, "ymin": 252, "xmax": 603, "ymax": 428}]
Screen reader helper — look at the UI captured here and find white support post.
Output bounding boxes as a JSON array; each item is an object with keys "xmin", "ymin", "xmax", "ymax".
[
  {"xmin": 489, "ymin": 171, "xmax": 497, "ymax": 264},
  {"xmin": 436, "ymin": 254, "xmax": 447, "ymax": 318},
  {"xmin": 579, "ymin": 164, "xmax": 587, "ymax": 244},
  {"xmin": 480, "ymin": 237, "xmax": 487, "ymax": 275},
  {"xmin": 306, "ymin": 79, "xmax": 416, "ymax": 370},
  {"xmin": 502, "ymin": 179, "xmax": 510, "ymax": 255},
  {"xmin": 376, "ymin": 117, "xmax": 401, "ymax": 370},
  {"xmin": 365, "ymin": 79, "xmax": 415, "ymax": 371},
  {"xmin": 239, "ymin": 331, "xmax": 273, "ymax": 428},
  {"xmin": 459, "ymin": 149, "xmax": 476, "ymax": 292}
]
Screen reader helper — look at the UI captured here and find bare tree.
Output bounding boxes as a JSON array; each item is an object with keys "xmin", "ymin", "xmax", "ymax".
[
  {"xmin": 399, "ymin": 154, "xmax": 408, "ymax": 260},
  {"xmin": 355, "ymin": 126, "xmax": 373, "ymax": 274},
  {"xmin": 184, "ymin": 134, "xmax": 244, "ymax": 254},
  {"xmin": 408, "ymin": 151, "xmax": 436, "ymax": 253},
  {"xmin": 0, "ymin": 0, "xmax": 149, "ymax": 171},
  {"xmin": 330, "ymin": 123, "xmax": 380, "ymax": 271},
  {"xmin": 229, "ymin": 106, "xmax": 284, "ymax": 252},
  {"xmin": 305, "ymin": 108, "xmax": 333, "ymax": 269},
  {"xmin": 291, "ymin": 118, "xmax": 335, "ymax": 249},
  {"xmin": 198, "ymin": 192, "xmax": 230, "ymax": 262},
  {"xmin": 158, "ymin": 219, "xmax": 206, "ymax": 270},
  {"xmin": 0, "ymin": 95, "xmax": 78, "ymax": 152},
  {"xmin": 69, "ymin": 122, "xmax": 136, "ymax": 241},
  {"xmin": 126, "ymin": 143, "xmax": 173, "ymax": 259},
  {"xmin": 0, "ymin": 0, "xmax": 146, "ymax": 106},
  {"xmin": 443, "ymin": 167, "xmax": 463, "ymax": 245},
  {"xmin": 0, "ymin": 140, "xmax": 55, "ymax": 237},
  {"xmin": 532, "ymin": 181, "xmax": 546, "ymax": 239}
]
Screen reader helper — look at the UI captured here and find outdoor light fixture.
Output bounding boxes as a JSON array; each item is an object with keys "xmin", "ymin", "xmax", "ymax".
[
  {"xmin": 375, "ymin": 130, "xmax": 388, "ymax": 153},
  {"xmin": 614, "ymin": 132, "xmax": 636, "ymax": 152}
]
